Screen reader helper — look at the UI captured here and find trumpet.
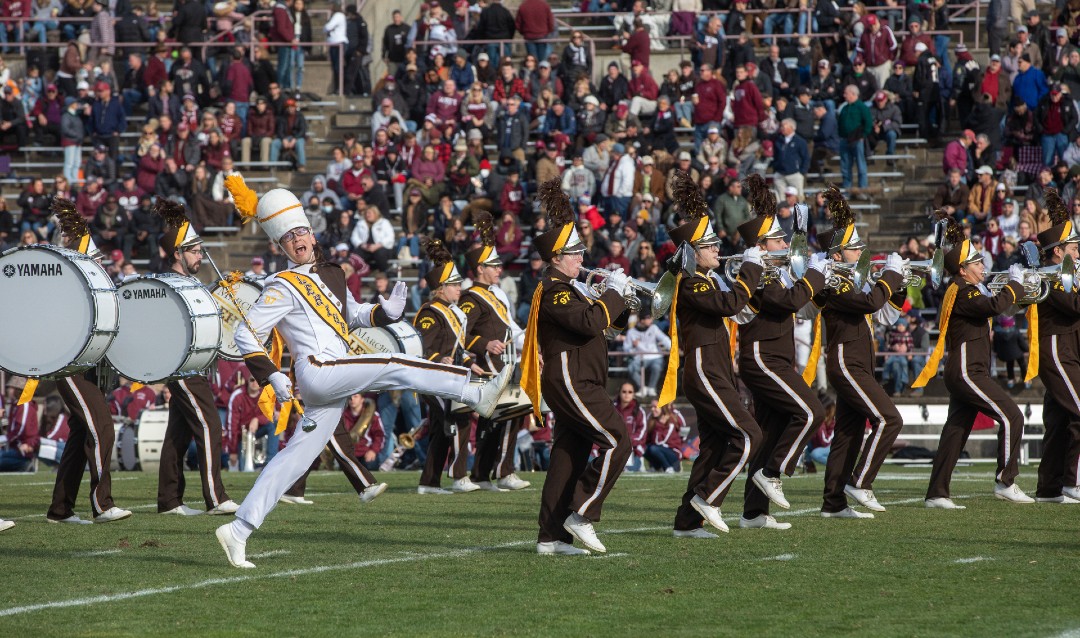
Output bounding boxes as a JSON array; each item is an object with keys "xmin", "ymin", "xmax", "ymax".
[
  {"xmin": 581, "ymin": 268, "xmax": 677, "ymax": 317},
  {"xmin": 826, "ymin": 252, "xmax": 871, "ymax": 289},
  {"xmin": 869, "ymin": 252, "xmax": 944, "ymax": 288},
  {"xmin": 378, "ymin": 422, "xmax": 425, "ymax": 472},
  {"xmin": 986, "ymin": 255, "xmax": 1075, "ymax": 305}
]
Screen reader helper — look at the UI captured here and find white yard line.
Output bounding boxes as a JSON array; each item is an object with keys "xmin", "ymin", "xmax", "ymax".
[
  {"xmin": 71, "ymin": 549, "xmax": 123, "ymax": 558},
  {"xmin": 762, "ymin": 553, "xmax": 797, "ymax": 561},
  {"xmin": 0, "ymin": 476, "xmax": 140, "ymax": 487},
  {"xmin": 248, "ymin": 550, "xmax": 291, "ymax": 559},
  {"xmin": 952, "ymin": 557, "xmax": 992, "ymax": 564}
]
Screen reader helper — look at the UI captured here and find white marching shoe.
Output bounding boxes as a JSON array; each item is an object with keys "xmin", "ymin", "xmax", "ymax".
[
  {"xmin": 0, "ymin": 519, "xmax": 13, "ymax": 532},
  {"xmin": 844, "ymin": 485, "xmax": 886, "ymax": 512},
  {"xmin": 994, "ymin": 482, "xmax": 1034, "ymax": 503},
  {"xmin": 279, "ymin": 495, "xmax": 314, "ymax": 505},
  {"xmin": 161, "ymin": 504, "xmax": 203, "ymax": 516},
  {"xmin": 476, "ymin": 481, "xmax": 506, "ymax": 492},
  {"xmin": 48, "ymin": 515, "xmax": 92, "ymax": 524},
  {"xmin": 673, "ymin": 528, "xmax": 719, "ymax": 539},
  {"xmin": 690, "ymin": 495, "xmax": 729, "ymax": 533},
  {"xmin": 417, "ymin": 485, "xmax": 453, "ymax": 495},
  {"xmin": 215, "ymin": 524, "xmax": 255, "ymax": 569},
  {"xmin": 450, "ymin": 477, "xmax": 481, "ymax": 493},
  {"xmin": 469, "ymin": 365, "xmax": 514, "ymax": 419},
  {"xmin": 821, "ymin": 507, "xmax": 874, "ymax": 519},
  {"xmin": 537, "ymin": 541, "xmax": 591, "ymax": 555},
  {"xmin": 1035, "ymin": 495, "xmax": 1080, "ymax": 503},
  {"xmin": 497, "ymin": 473, "xmax": 531, "ymax": 490},
  {"xmin": 1062, "ymin": 486, "xmax": 1080, "ymax": 502},
  {"xmin": 360, "ymin": 482, "xmax": 388, "ymax": 504},
  {"xmin": 738, "ymin": 514, "xmax": 792, "ymax": 530},
  {"xmin": 94, "ymin": 507, "xmax": 133, "ymax": 523},
  {"xmin": 751, "ymin": 469, "xmax": 790, "ymax": 509},
  {"xmin": 563, "ymin": 513, "xmax": 606, "ymax": 553},
  {"xmin": 924, "ymin": 497, "xmax": 966, "ymax": 509},
  {"xmin": 207, "ymin": 500, "xmax": 241, "ymax": 515}
]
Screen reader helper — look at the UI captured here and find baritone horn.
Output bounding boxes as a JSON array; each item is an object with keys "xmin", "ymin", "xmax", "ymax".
[
  {"xmin": 581, "ymin": 268, "xmax": 678, "ymax": 316},
  {"xmin": 721, "ymin": 232, "xmax": 809, "ymax": 286},
  {"xmin": 869, "ymin": 250, "xmax": 944, "ymax": 288},
  {"xmin": 826, "ymin": 251, "xmax": 871, "ymax": 289},
  {"xmin": 986, "ymin": 255, "xmax": 1075, "ymax": 304}
]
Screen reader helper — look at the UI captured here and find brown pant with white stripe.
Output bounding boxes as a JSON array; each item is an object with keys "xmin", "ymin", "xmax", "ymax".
[
  {"xmin": 419, "ymin": 397, "xmax": 471, "ymax": 487},
  {"xmin": 471, "ymin": 416, "xmax": 522, "ymax": 482},
  {"xmin": 675, "ymin": 348, "xmax": 763, "ymax": 531},
  {"xmin": 157, "ymin": 376, "xmax": 231, "ymax": 512},
  {"xmin": 48, "ymin": 374, "xmax": 116, "ymax": 520},
  {"xmin": 926, "ymin": 365, "xmax": 1024, "ymax": 500},
  {"xmin": 1037, "ymin": 332, "xmax": 1080, "ymax": 497},
  {"xmin": 740, "ymin": 344, "xmax": 825, "ymax": 519},
  {"xmin": 286, "ymin": 421, "xmax": 377, "ymax": 497},
  {"xmin": 822, "ymin": 343, "xmax": 904, "ymax": 513},
  {"xmin": 537, "ymin": 380, "xmax": 630, "ymax": 544}
]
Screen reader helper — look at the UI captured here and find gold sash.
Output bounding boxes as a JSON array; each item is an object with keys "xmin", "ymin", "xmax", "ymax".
[
  {"xmin": 425, "ymin": 301, "xmax": 467, "ymax": 357},
  {"xmin": 469, "ymin": 285, "xmax": 511, "ymax": 326},
  {"xmin": 277, "ymin": 271, "xmax": 350, "ymax": 342}
]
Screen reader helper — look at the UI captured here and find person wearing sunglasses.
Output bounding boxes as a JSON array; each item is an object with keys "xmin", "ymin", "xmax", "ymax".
[{"xmin": 214, "ymin": 180, "xmax": 512, "ymax": 568}]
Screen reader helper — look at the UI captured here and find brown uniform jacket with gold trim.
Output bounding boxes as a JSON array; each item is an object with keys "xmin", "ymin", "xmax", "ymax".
[
  {"xmin": 678, "ymin": 263, "xmax": 762, "ymax": 350},
  {"xmin": 739, "ymin": 269, "xmax": 827, "ymax": 360},
  {"xmin": 245, "ymin": 261, "xmax": 393, "ymax": 385},
  {"xmin": 944, "ymin": 279, "xmax": 1023, "ymax": 377},
  {"xmin": 414, "ymin": 298, "xmax": 474, "ymax": 367},
  {"xmin": 461, "ymin": 284, "xmax": 512, "ymax": 373},
  {"xmin": 1038, "ymin": 279, "xmax": 1080, "ymax": 338},
  {"xmin": 812, "ymin": 269, "xmax": 905, "ymax": 356},
  {"xmin": 538, "ymin": 270, "xmax": 629, "ymax": 390}
]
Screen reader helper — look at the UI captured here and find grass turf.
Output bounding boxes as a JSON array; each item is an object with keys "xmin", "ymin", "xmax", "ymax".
[{"xmin": 0, "ymin": 464, "xmax": 1077, "ymax": 637}]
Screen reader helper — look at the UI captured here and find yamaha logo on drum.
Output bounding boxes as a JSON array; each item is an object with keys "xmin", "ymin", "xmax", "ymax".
[
  {"xmin": 9, "ymin": 263, "xmax": 62, "ymax": 277},
  {"xmin": 126, "ymin": 288, "xmax": 168, "ymax": 300}
]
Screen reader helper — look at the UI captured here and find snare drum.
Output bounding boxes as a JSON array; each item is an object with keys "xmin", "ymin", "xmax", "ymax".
[
  {"xmin": 0, "ymin": 245, "xmax": 118, "ymax": 377},
  {"xmin": 209, "ymin": 278, "xmax": 267, "ymax": 361},
  {"xmin": 107, "ymin": 274, "xmax": 222, "ymax": 383},
  {"xmin": 347, "ymin": 323, "xmax": 424, "ymax": 358},
  {"xmin": 38, "ymin": 438, "xmax": 62, "ymax": 464}
]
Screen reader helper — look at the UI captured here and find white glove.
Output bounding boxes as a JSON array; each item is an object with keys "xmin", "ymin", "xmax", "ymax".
[
  {"xmin": 808, "ymin": 252, "xmax": 830, "ymax": 275},
  {"xmin": 268, "ymin": 371, "xmax": 293, "ymax": 402},
  {"xmin": 605, "ymin": 267, "xmax": 632, "ymax": 297},
  {"xmin": 1008, "ymin": 263, "xmax": 1025, "ymax": 284},
  {"xmin": 884, "ymin": 252, "xmax": 904, "ymax": 275},
  {"xmin": 742, "ymin": 246, "xmax": 765, "ymax": 267},
  {"xmin": 379, "ymin": 281, "xmax": 408, "ymax": 320}
]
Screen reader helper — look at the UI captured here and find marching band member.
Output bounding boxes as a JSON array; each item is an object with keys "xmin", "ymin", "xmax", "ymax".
[
  {"xmin": 659, "ymin": 170, "xmax": 764, "ymax": 538},
  {"xmin": 154, "ymin": 201, "xmax": 239, "ymax": 517},
  {"xmin": 414, "ymin": 238, "xmax": 483, "ymax": 495},
  {"xmin": 523, "ymin": 179, "xmax": 633, "ymax": 556},
  {"xmin": 36, "ymin": 199, "xmax": 131, "ymax": 524},
  {"xmin": 215, "ymin": 179, "xmax": 510, "ymax": 568},
  {"xmin": 736, "ymin": 174, "xmax": 829, "ymax": 530},
  {"xmin": 461, "ymin": 211, "xmax": 530, "ymax": 492},
  {"xmin": 916, "ymin": 217, "xmax": 1033, "ymax": 508},
  {"xmin": 811, "ymin": 186, "xmax": 906, "ymax": 518},
  {"xmin": 1030, "ymin": 189, "xmax": 1080, "ymax": 503}
]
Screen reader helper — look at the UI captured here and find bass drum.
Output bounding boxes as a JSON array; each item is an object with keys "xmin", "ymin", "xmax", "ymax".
[
  {"xmin": 116, "ymin": 420, "xmax": 139, "ymax": 471},
  {"xmin": 208, "ymin": 278, "xmax": 268, "ymax": 361},
  {"xmin": 347, "ymin": 323, "xmax": 424, "ymax": 358},
  {"xmin": 0, "ymin": 245, "xmax": 118, "ymax": 377},
  {"xmin": 107, "ymin": 274, "xmax": 222, "ymax": 383}
]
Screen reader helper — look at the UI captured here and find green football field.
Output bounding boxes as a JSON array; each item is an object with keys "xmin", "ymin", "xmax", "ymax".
[{"xmin": 0, "ymin": 464, "xmax": 1077, "ymax": 637}]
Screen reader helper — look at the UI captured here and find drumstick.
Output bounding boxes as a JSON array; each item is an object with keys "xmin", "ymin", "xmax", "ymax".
[{"xmin": 207, "ymin": 254, "xmax": 316, "ymax": 433}]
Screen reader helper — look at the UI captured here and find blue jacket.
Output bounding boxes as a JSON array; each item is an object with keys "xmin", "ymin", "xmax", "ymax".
[
  {"xmin": 88, "ymin": 97, "xmax": 126, "ymax": 137},
  {"xmin": 450, "ymin": 64, "xmax": 475, "ymax": 91},
  {"xmin": 773, "ymin": 133, "xmax": 810, "ymax": 176},
  {"xmin": 814, "ymin": 110, "xmax": 840, "ymax": 152},
  {"xmin": 1013, "ymin": 67, "xmax": 1049, "ymax": 110},
  {"xmin": 540, "ymin": 105, "xmax": 576, "ymax": 137}
]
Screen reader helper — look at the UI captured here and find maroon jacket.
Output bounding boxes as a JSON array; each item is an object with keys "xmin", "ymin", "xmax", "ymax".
[
  {"xmin": 692, "ymin": 78, "xmax": 726, "ymax": 125},
  {"xmin": 514, "ymin": 0, "xmax": 554, "ymax": 40},
  {"xmin": 731, "ymin": 79, "xmax": 763, "ymax": 128},
  {"xmin": 344, "ymin": 405, "xmax": 385, "ymax": 458},
  {"xmin": 271, "ymin": 3, "xmax": 294, "ymax": 44},
  {"xmin": 5, "ymin": 400, "xmax": 39, "ymax": 457},
  {"xmin": 427, "ymin": 89, "xmax": 463, "ymax": 123},
  {"xmin": 614, "ymin": 399, "xmax": 648, "ymax": 456},
  {"xmin": 628, "ymin": 70, "xmax": 659, "ymax": 101},
  {"xmin": 856, "ymin": 26, "xmax": 898, "ymax": 67},
  {"xmin": 623, "ymin": 29, "xmax": 650, "ymax": 69},
  {"xmin": 211, "ymin": 360, "xmax": 248, "ymax": 409},
  {"xmin": 109, "ymin": 385, "xmax": 157, "ymax": 421},
  {"xmin": 226, "ymin": 386, "xmax": 268, "ymax": 455},
  {"xmin": 145, "ymin": 56, "xmax": 168, "ymax": 90},
  {"xmin": 648, "ymin": 409, "xmax": 685, "ymax": 450},
  {"xmin": 42, "ymin": 411, "xmax": 69, "ymax": 443}
]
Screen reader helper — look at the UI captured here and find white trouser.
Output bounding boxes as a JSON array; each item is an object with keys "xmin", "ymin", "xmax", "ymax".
[
  {"xmin": 235, "ymin": 353, "xmax": 474, "ymax": 530},
  {"xmin": 773, "ymin": 172, "xmax": 805, "ymax": 202},
  {"xmin": 629, "ymin": 96, "xmax": 657, "ymax": 117}
]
